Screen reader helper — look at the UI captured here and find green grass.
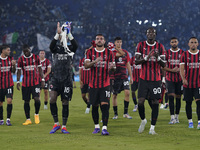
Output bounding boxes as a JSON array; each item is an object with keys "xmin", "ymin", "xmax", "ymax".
[{"xmin": 1, "ymin": 82, "xmax": 199, "ymax": 150}]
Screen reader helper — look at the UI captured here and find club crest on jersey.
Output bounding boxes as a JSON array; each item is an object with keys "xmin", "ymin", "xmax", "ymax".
[{"xmin": 119, "ymin": 57, "xmax": 122, "ymax": 62}]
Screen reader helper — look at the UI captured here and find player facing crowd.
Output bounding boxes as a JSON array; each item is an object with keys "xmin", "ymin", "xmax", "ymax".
[
  {"xmin": 0, "ymin": 44, "xmax": 16, "ymax": 126},
  {"xmin": 49, "ymin": 22, "xmax": 78, "ymax": 134},
  {"xmin": 39, "ymin": 50, "xmax": 51, "ymax": 110},
  {"xmin": 180, "ymin": 37, "xmax": 200, "ymax": 129},
  {"xmin": 135, "ymin": 27, "xmax": 166, "ymax": 135},
  {"xmin": 163, "ymin": 37, "xmax": 184, "ymax": 124},
  {"xmin": 112, "ymin": 37, "xmax": 133, "ymax": 119},
  {"xmin": 85, "ymin": 34, "xmax": 115, "ymax": 135},
  {"xmin": 17, "ymin": 44, "xmax": 45, "ymax": 125}
]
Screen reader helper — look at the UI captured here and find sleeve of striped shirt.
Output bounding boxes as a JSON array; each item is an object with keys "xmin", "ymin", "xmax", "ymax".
[
  {"xmin": 85, "ymin": 49, "xmax": 91, "ymax": 62},
  {"xmin": 135, "ymin": 42, "xmax": 141, "ymax": 55},
  {"xmin": 37, "ymin": 55, "xmax": 42, "ymax": 67},
  {"xmin": 17, "ymin": 57, "xmax": 22, "ymax": 70},
  {"xmin": 180, "ymin": 52, "xmax": 185, "ymax": 65}
]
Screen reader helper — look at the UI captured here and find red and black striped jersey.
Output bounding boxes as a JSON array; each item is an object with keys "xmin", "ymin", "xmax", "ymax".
[
  {"xmin": 165, "ymin": 48, "xmax": 184, "ymax": 82},
  {"xmin": 113, "ymin": 49, "xmax": 130, "ymax": 79},
  {"xmin": 39, "ymin": 58, "xmax": 51, "ymax": 82},
  {"xmin": 79, "ymin": 58, "xmax": 90, "ymax": 84},
  {"xmin": 17, "ymin": 53, "xmax": 41, "ymax": 87},
  {"xmin": 0, "ymin": 56, "xmax": 14, "ymax": 89},
  {"xmin": 135, "ymin": 41, "xmax": 165, "ymax": 81},
  {"xmin": 180, "ymin": 50, "xmax": 200, "ymax": 88},
  {"xmin": 130, "ymin": 56, "xmax": 141, "ymax": 82},
  {"xmin": 85, "ymin": 48, "xmax": 114, "ymax": 88}
]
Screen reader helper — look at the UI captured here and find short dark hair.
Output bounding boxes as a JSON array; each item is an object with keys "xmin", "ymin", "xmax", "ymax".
[
  {"xmin": 22, "ymin": 44, "xmax": 30, "ymax": 51},
  {"xmin": 96, "ymin": 33, "xmax": 104, "ymax": 37},
  {"xmin": 114, "ymin": 37, "xmax": 122, "ymax": 41},
  {"xmin": 0, "ymin": 44, "xmax": 10, "ymax": 53},
  {"xmin": 189, "ymin": 37, "xmax": 197, "ymax": 41},
  {"xmin": 170, "ymin": 37, "xmax": 178, "ymax": 40},
  {"xmin": 146, "ymin": 27, "xmax": 157, "ymax": 35}
]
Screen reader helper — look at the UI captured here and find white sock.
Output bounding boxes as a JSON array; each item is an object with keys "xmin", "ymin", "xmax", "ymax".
[
  {"xmin": 171, "ymin": 115, "xmax": 175, "ymax": 120},
  {"xmin": 102, "ymin": 126, "xmax": 107, "ymax": 130},
  {"xmin": 175, "ymin": 114, "xmax": 179, "ymax": 119},
  {"xmin": 188, "ymin": 119, "xmax": 193, "ymax": 123},
  {"xmin": 27, "ymin": 118, "xmax": 31, "ymax": 120},
  {"xmin": 7, "ymin": 118, "xmax": 10, "ymax": 121},
  {"xmin": 150, "ymin": 125, "xmax": 155, "ymax": 130},
  {"xmin": 62, "ymin": 125, "xmax": 66, "ymax": 128},
  {"xmin": 35, "ymin": 114, "xmax": 39, "ymax": 116},
  {"xmin": 142, "ymin": 118, "xmax": 147, "ymax": 122},
  {"xmin": 95, "ymin": 124, "xmax": 100, "ymax": 129},
  {"xmin": 54, "ymin": 122, "xmax": 59, "ymax": 125}
]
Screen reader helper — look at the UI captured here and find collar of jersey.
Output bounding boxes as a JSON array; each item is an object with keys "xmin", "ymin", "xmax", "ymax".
[
  {"xmin": 188, "ymin": 49, "xmax": 199, "ymax": 55},
  {"xmin": 146, "ymin": 41, "xmax": 156, "ymax": 46},
  {"xmin": 23, "ymin": 53, "xmax": 33, "ymax": 58},
  {"xmin": 170, "ymin": 48, "xmax": 180, "ymax": 52},
  {"xmin": 0, "ymin": 56, "xmax": 8, "ymax": 60},
  {"xmin": 95, "ymin": 48, "xmax": 105, "ymax": 52},
  {"xmin": 40, "ymin": 58, "xmax": 46, "ymax": 62}
]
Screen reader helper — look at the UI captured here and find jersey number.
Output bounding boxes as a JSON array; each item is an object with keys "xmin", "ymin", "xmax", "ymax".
[
  {"xmin": 153, "ymin": 87, "xmax": 161, "ymax": 95},
  {"xmin": 105, "ymin": 91, "xmax": 110, "ymax": 98},
  {"xmin": 7, "ymin": 88, "xmax": 12, "ymax": 94}
]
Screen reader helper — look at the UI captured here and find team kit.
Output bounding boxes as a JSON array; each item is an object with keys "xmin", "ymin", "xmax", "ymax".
[{"xmin": 0, "ymin": 24, "xmax": 200, "ymax": 135}]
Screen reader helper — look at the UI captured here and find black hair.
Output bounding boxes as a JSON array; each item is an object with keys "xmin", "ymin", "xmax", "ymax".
[
  {"xmin": 114, "ymin": 37, "xmax": 122, "ymax": 41},
  {"xmin": 22, "ymin": 44, "xmax": 30, "ymax": 51},
  {"xmin": 170, "ymin": 37, "xmax": 178, "ymax": 40},
  {"xmin": 189, "ymin": 37, "xmax": 197, "ymax": 41},
  {"xmin": 0, "ymin": 44, "xmax": 10, "ymax": 53}
]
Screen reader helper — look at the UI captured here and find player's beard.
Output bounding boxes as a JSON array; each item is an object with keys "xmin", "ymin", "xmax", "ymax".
[
  {"xmin": 191, "ymin": 48, "xmax": 196, "ymax": 51},
  {"xmin": 172, "ymin": 46, "xmax": 178, "ymax": 49}
]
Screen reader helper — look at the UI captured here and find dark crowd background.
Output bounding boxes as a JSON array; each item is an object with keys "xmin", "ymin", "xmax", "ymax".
[{"xmin": 1, "ymin": 0, "xmax": 200, "ymax": 70}]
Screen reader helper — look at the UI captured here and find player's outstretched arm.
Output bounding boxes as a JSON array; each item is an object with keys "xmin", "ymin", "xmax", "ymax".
[{"xmin": 16, "ymin": 69, "xmax": 21, "ymax": 91}]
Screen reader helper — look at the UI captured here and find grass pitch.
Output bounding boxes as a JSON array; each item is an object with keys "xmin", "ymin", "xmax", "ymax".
[{"xmin": 0, "ymin": 83, "xmax": 199, "ymax": 150}]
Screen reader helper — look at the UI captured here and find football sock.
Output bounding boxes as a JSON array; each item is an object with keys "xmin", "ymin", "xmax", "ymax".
[
  {"xmin": 151, "ymin": 104, "xmax": 159, "ymax": 125},
  {"xmin": 44, "ymin": 101, "xmax": 48, "ymax": 105},
  {"xmin": 113, "ymin": 106, "xmax": 118, "ymax": 115},
  {"xmin": 62, "ymin": 104, "xmax": 69, "ymax": 126},
  {"xmin": 196, "ymin": 100, "xmax": 200, "ymax": 120},
  {"xmin": 133, "ymin": 97, "xmax": 137, "ymax": 105},
  {"xmin": 148, "ymin": 99, "xmax": 152, "ymax": 109},
  {"xmin": 92, "ymin": 105, "xmax": 99, "ymax": 124},
  {"xmin": 124, "ymin": 100, "xmax": 129, "ymax": 114},
  {"xmin": 50, "ymin": 103, "xmax": 58, "ymax": 122},
  {"xmin": 34, "ymin": 101, "xmax": 41, "ymax": 114},
  {"xmin": 165, "ymin": 94, "xmax": 168, "ymax": 103},
  {"xmin": 0, "ymin": 106, "xmax": 3, "ymax": 120},
  {"xmin": 101, "ymin": 104, "xmax": 109, "ymax": 126},
  {"xmin": 7, "ymin": 104, "xmax": 12, "ymax": 119},
  {"xmin": 186, "ymin": 101, "xmax": 192, "ymax": 120},
  {"xmin": 175, "ymin": 97, "xmax": 181, "ymax": 115},
  {"xmin": 169, "ymin": 96, "xmax": 174, "ymax": 115},
  {"xmin": 24, "ymin": 102, "xmax": 30, "ymax": 119},
  {"xmin": 87, "ymin": 102, "xmax": 90, "ymax": 108},
  {"xmin": 138, "ymin": 104, "xmax": 145, "ymax": 120}
]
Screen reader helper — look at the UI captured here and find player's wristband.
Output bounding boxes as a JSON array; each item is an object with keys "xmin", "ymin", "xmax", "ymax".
[
  {"xmin": 144, "ymin": 56, "xmax": 148, "ymax": 61},
  {"xmin": 54, "ymin": 33, "xmax": 60, "ymax": 40},
  {"xmin": 41, "ymin": 78, "xmax": 45, "ymax": 81},
  {"xmin": 162, "ymin": 77, "xmax": 166, "ymax": 83},
  {"xmin": 157, "ymin": 56, "xmax": 161, "ymax": 61},
  {"xmin": 17, "ymin": 81, "xmax": 20, "ymax": 83}
]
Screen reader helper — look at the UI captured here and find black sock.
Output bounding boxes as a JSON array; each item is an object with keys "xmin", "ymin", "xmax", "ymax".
[
  {"xmin": 0, "ymin": 106, "xmax": 3, "ymax": 120},
  {"xmin": 87, "ymin": 102, "xmax": 90, "ymax": 108},
  {"xmin": 101, "ymin": 104, "xmax": 109, "ymax": 126},
  {"xmin": 50, "ymin": 103, "xmax": 58, "ymax": 122},
  {"xmin": 151, "ymin": 104, "xmax": 159, "ymax": 125},
  {"xmin": 175, "ymin": 97, "xmax": 181, "ymax": 115},
  {"xmin": 44, "ymin": 101, "xmax": 48, "ymax": 105},
  {"xmin": 24, "ymin": 102, "xmax": 30, "ymax": 119},
  {"xmin": 34, "ymin": 101, "xmax": 41, "ymax": 114},
  {"xmin": 169, "ymin": 96, "xmax": 174, "ymax": 115},
  {"xmin": 124, "ymin": 100, "xmax": 129, "ymax": 114},
  {"xmin": 165, "ymin": 94, "xmax": 168, "ymax": 103},
  {"xmin": 186, "ymin": 101, "xmax": 192, "ymax": 120},
  {"xmin": 7, "ymin": 104, "xmax": 12, "ymax": 119},
  {"xmin": 62, "ymin": 105, "xmax": 69, "ymax": 126},
  {"xmin": 148, "ymin": 99, "xmax": 152, "ymax": 109},
  {"xmin": 92, "ymin": 105, "xmax": 99, "ymax": 125},
  {"xmin": 113, "ymin": 106, "xmax": 118, "ymax": 115},
  {"xmin": 138, "ymin": 104, "xmax": 145, "ymax": 120},
  {"xmin": 133, "ymin": 97, "xmax": 137, "ymax": 105},
  {"xmin": 196, "ymin": 101, "xmax": 200, "ymax": 120}
]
